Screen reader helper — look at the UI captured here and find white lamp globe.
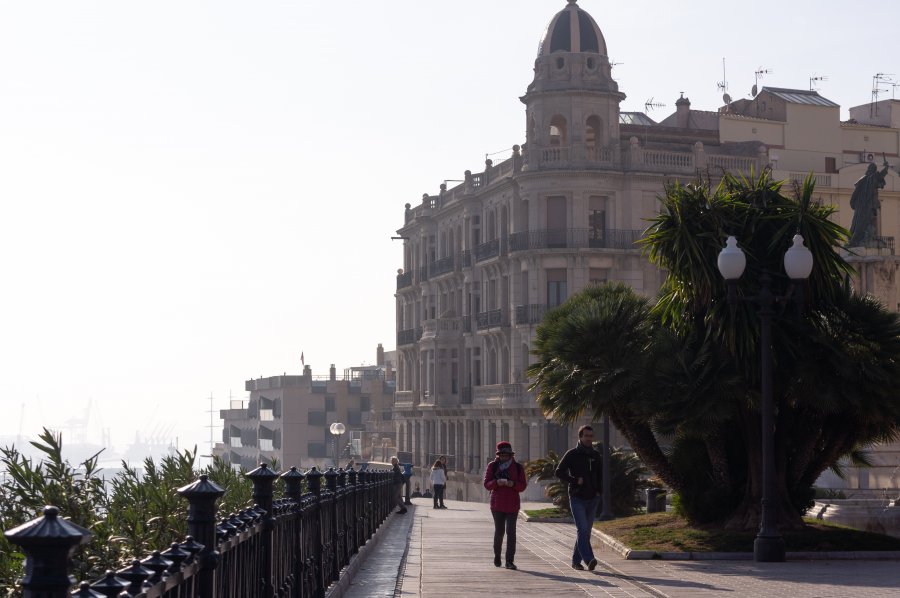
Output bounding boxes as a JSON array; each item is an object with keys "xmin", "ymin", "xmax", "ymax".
[
  {"xmin": 330, "ymin": 422, "xmax": 346, "ymax": 436},
  {"xmin": 784, "ymin": 234, "xmax": 813, "ymax": 280},
  {"xmin": 717, "ymin": 236, "xmax": 747, "ymax": 280}
]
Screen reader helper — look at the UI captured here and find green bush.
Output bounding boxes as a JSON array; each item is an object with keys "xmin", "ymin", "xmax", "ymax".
[{"xmin": 0, "ymin": 429, "xmax": 259, "ymax": 593}]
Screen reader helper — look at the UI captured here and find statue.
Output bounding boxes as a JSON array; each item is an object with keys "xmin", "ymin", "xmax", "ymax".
[{"xmin": 849, "ymin": 157, "xmax": 890, "ymax": 247}]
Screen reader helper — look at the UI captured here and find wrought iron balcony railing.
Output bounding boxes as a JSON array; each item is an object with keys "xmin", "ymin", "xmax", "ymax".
[{"xmin": 508, "ymin": 228, "xmax": 643, "ymax": 252}]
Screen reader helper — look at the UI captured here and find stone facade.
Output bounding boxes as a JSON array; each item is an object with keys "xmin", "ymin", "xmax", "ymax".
[{"xmin": 392, "ymin": 0, "xmax": 900, "ymax": 500}]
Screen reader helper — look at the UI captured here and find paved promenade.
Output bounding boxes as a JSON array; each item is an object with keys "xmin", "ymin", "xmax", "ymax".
[{"xmin": 343, "ymin": 498, "xmax": 900, "ymax": 597}]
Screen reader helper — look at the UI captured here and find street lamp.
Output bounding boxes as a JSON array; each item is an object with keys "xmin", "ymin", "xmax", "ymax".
[
  {"xmin": 329, "ymin": 422, "xmax": 346, "ymax": 468},
  {"xmin": 717, "ymin": 233, "xmax": 813, "ymax": 563}
]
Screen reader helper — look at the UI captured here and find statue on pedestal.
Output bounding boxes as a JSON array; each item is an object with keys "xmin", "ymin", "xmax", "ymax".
[{"xmin": 849, "ymin": 157, "xmax": 890, "ymax": 247}]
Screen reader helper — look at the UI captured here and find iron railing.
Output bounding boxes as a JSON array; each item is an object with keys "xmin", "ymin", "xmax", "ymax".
[
  {"xmin": 474, "ymin": 238, "xmax": 500, "ymax": 262},
  {"xmin": 5, "ymin": 464, "xmax": 396, "ymax": 598},
  {"xmin": 397, "ymin": 327, "xmax": 422, "ymax": 346},
  {"xmin": 396, "ymin": 270, "xmax": 413, "ymax": 290},
  {"xmin": 475, "ymin": 308, "xmax": 506, "ymax": 330},
  {"xmin": 508, "ymin": 228, "xmax": 643, "ymax": 252},
  {"xmin": 515, "ymin": 304, "xmax": 548, "ymax": 325},
  {"xmin": 429, "ymin": 256, "xmax": 455, "ymax": 277}
]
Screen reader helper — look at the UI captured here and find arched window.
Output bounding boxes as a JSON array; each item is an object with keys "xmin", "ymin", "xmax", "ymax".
[
  {"xmin": 549, "ymin": 115, "xmax": 568, "ymax": 146},
  {"xmin": 586, "ymin": 115, "xmax": 603, "ymax": 157}
]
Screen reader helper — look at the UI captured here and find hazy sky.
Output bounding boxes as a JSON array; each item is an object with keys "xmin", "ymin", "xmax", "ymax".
[{"xmin": 1, "ymin": 0, "xmax": 894, "ymax": 457}]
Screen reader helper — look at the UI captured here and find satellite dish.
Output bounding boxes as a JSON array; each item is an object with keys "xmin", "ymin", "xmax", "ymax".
[
  {"xmin": 723, "ymin": 93, "xmax": 732, "ymax": 104},
  {"xmin": 751, "ymin": 84, "xmax": 758, "ymax": 97}
]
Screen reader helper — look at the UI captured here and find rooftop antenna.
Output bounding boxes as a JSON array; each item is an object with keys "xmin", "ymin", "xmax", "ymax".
[
  {"xmin": 891, "ymin": 82, "xmax": 900, "ymax": 100},
  {"xmin": 610, "ymin": 58, "xmax": 623, "ymax": 69},
  {"xmin": 872, "ymin": 73, "xmax": 895, "ymax": 117},
  {"xmin": 809, "ymin": 74, "xmax": 828, "ymax": 92},
  {"xmin": 717, "ymin": 58, "xmax": 732, "ymax": 106},
  {"xmin": 205, "ymin": 392, "xmax": 215, "ymax": 460},
  {"xmin": 752, "ymin": 67, "xmax": 772, "ymax": 97},
  {"xmin": 644, "ymin": 97, "xmax": 666, "ymax": 112}
]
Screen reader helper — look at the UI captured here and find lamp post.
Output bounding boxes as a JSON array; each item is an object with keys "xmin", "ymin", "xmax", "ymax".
[
  {"xmin": 717, "ymin": 234, "xmax": 813, "ymax": 563},
  {"xmin": 329, "ymin": 422, "xmax": 345, "ymax": 468}
]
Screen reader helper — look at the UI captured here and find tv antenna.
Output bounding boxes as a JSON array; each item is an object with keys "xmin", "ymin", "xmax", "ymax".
[
  {"xmin": 809, "ymin": 74, "xmax": 828, "ymax": 92},
  {"xmin": 205, "ymin": 392, "xmax": 216, "ymax": 459},
  {"xmin": 717, "ymin": 58, "xmax": 731, "ymax": 105},
  {"xmin": 644, "ymin": 97, "xmax": 666, "ymax": 112},
  {"xmin": 751, "ymin": 67, "xmax": 772, "ymax": 97},
  {"xmin": 610, "ymin": 58, "xmax": 623, "ymax": 69},
  {"xmin": 872, "ymin": 73, "xmax": 895, "ymax": 116}
]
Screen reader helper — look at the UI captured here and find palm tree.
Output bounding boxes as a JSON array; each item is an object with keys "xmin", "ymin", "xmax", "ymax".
[{"xmin": 529, "ymin": 172, "xmax": 900, "ymax": 530}]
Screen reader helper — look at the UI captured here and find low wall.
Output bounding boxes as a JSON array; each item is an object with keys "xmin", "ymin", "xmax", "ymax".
[{"xmin": 813, "ymin": 499, "xmax": 900, "ymax": 538}]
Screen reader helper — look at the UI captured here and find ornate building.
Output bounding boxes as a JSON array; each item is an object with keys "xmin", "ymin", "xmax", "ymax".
[{"xmin": 394, "ymin": 0, "xmax": 900, "ymax": 500}]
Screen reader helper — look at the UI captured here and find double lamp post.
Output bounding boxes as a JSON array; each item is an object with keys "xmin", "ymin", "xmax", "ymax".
[{"xmin": 717, "ymin": 233, "xmax": 813, "ymax": 563}]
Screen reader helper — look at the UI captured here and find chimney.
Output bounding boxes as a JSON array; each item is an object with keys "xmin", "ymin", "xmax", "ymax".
[
  {"xmin": 329, "ymin": 364, "xmax": 336, "ymax": 381},
  {"xmin": 376, "ymin": 343, "xmax": 385, "ymax": 366},
  {"xmin": 676, "ymin": 94, "xmax": 691, "ymax": 128}
]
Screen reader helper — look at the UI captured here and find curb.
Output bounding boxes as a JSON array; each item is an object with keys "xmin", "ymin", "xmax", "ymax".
[{"xmin": 591, "ymin": 529, "xmax": 900, "ymax": 561}]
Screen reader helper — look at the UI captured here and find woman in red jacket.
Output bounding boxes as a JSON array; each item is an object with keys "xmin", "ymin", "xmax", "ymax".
[{"xmin": 483, "ymin": 441, "xmax": 527, "ymax": 570}]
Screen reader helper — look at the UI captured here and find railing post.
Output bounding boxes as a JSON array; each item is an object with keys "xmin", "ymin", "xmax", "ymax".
[
  {"xmin": 177, "ymin": 475, "xmax": 225, "ymax": 598},
  {"xmin": 305, "ymin": 467, "xmax": 324, "ymax": 598},
  {"xmin": 346, "ymin": 466, "xmax": 359, "ymax": 555},
  {"xmin": 323, "ymin": 468, "xmax": 339, "ymax": 581},
  {"xmin": 281, "ymin": 466, "xmax": 305, "ymax": 502},
  {"xmin": 4, "ymin": 506, "xmax": 92, "ymax": 598},
  {"xmin": 246, "ymin": 463, "xmax": 279, "ymax": 598}
]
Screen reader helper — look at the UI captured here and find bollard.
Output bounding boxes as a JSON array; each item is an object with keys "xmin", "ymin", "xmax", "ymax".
[{"xmin": 4, "ymin": 506, "xmax": 93, "ymax": 598}]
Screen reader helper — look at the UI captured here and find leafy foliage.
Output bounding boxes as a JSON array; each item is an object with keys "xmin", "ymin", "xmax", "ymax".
[
  {"xmin": 528, "ymin": 172, "xmax": 900, "ymax": 529},
  {"xmin": 524, "ymin": 445, "xmax": 650, "ymax": 517},
  {"xmin": 0, "ymin": 429, "xmax": 257, "ymax": 592}
]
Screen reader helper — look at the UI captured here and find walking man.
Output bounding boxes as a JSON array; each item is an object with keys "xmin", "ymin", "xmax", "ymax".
[
  {"xmin": 555, "ymin": 425, "xmax": 601, "ymax": 571},
  {"xmin": 391, "ymin": 456, "xmax": 408, "ymax": 514}
]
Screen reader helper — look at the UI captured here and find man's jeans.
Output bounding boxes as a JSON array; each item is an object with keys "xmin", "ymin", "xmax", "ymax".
[{"xmin": 569, "ymin": 495, "xmax": 600, "ymax": 564}]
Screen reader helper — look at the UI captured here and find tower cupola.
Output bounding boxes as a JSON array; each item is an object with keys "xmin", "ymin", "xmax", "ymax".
[{"xmin": 522, "ymin": 0, "xmax": 625, "ymax": 170}]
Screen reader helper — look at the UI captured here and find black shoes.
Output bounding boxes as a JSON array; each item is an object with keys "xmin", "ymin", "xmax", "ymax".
[
  {"xmin": 494, "ymin": 556, "xmax": 502, "ymax": 567},
  {"xmin": 571, "ymin": 562, "xmax": 585, "ymax": 570},
  {"xmin": 504, "ymin": 562, "xmax": 517, "ymax": 570},
  {"xmin": 587, "ymin": 558, "xmax": 598, "ymax": 571}
]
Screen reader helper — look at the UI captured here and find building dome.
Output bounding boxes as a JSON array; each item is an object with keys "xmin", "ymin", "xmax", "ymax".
[{"xmin": 537, "ymin": 0, "xmax": 608, "ymax": 57}]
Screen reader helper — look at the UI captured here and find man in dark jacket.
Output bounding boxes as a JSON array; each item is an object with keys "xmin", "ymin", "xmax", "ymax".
[
  {"xmin": 391, "ymin": 457, "xmax": 407, "ymax": 514},
  {"xmin": 555, "ymin": 425, "xmax": 601, "ymax": 571}
]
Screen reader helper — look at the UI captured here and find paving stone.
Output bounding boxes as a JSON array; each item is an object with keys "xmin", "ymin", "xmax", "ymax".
[{"xmin": 344, "ymin": 498, "xmax": 900, "ymax": 597}]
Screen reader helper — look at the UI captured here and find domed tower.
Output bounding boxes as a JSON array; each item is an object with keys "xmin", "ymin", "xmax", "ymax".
[{"xmin": 522, "ymin": 0, "xmax": 625, "ymax": 170}]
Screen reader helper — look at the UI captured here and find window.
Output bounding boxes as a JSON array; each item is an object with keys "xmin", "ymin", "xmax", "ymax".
[
  {"xmin": 325, "ymin": 397, "xmax": 335, "ymax": 412},
  {"xmin": 549, "ymin": 115, "xmax": 567, "ymax": 146},
  {"xmin": 360, "ymin": 396, "xmax": 371, "ymax": 412},
  {"xmin": 260, "ymin": 409, "xmax": 274, "ymax": 422},
  {"xmin": 348, "ymin": 410, "xmax": 362, "ymax": 426},
  {"xmin": 547, "ymin": 268, "xmax": 567, "ymax": 308},
  {"xmin": 308, "ymin": 411, "xmax": 326, "ymax": 426},
  {"xmin": 382, "ymin": 409, "xmax": 392, "ymax": 421},
  {"xmin": 825, "ymin": 157, "xmax": 837, "ymax": 174},
  {"xmin": 589, "ymin": 268, "xmax": 609, "ymax": 285},
  {"xmin": 589, "ymin": 196, "xmax": 607, "ymax": 246},
  {"xmin": 308, "ymin": 442, "xmax": 327, "ymax": 458},
  {"xmin": 259, "ymin": 438, "xmax": 273, "ymax": 452}
]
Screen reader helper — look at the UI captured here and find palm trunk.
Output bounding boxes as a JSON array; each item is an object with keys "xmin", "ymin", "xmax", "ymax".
[{"xmin": 609, "ymin": 409, "xmax": 683, "ymax": 492}]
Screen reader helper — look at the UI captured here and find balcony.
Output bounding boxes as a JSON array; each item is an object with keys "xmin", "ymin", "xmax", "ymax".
[
  {"xmin": 461, "ymin": 315, "xmax": 472, "ymax": 333},
  {"xmin": 397, "ymin": 270, "xmax": 413, "ymax": 290},
  {"xmin": 474, "ymin": 238, "xmax": 500, "ymax": 262},
  {"xmin": 474, "ymin": 383, "xmax": 530, "ymax": 407},
  {"xmin": 421, "ymin": 317, "xmax": 462, "ymax": 340},
  {"xmin": 394, "ymin": 390, "xmax": 418, "ymax": 407},
  {"xmin": 475, "ymin": 308, "xmax": 507, "ymax": 330},
  {"xmin": 430, "ymin": 255, "xmax": 455, "ymax": 278},
  {"xmin": 397, "ymin": 327, "xmax": 423, "ymax": 346},
  {"xmin": 509, "ymin": 228, "xmax": 643, "ymax": 252},
  {"xmin": 515, "ymin": 304, "xmax": 548, "ymax": 325},
  {"xmin": 461, "ymin": 250, "xmax": 472, "ymax": 268},
  {"xmin": 461, "ymin": 386, "xmax": 473, "ymax": 404}
]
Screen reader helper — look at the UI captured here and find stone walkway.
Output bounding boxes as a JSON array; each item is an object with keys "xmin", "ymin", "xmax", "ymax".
[{"xmin": 345, "ymin": 498, "xmax": 900, "ymax": 597}]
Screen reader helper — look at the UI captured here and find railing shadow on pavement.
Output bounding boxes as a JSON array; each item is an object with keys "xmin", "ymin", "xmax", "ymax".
[{"xmin": 5, "ymin": 464, "xmax": 397, "ymax": 598}]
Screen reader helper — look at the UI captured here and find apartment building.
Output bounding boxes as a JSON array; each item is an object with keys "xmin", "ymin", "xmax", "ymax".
[
  {"xmin": 393, "ymin": 0, "xmax": 900, "ymax": 500},
  {"xmin": 214, "ymin": 345, "xmax": 396, "ymax": 470}
]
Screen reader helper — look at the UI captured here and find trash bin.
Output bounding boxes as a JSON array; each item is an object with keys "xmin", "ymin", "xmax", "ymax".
[{"xmin": 646, "ymin": 488, "xmax": 666, "ymax": 513}]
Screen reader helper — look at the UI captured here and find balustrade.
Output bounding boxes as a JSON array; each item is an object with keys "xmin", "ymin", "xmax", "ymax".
[
  {"xmin": 5, "ymin": 464, "xmax": 396, "ymax": 598},
  {"xmin": 508, "ymin": 228, "xmax": 643, "ymax": 252}
]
